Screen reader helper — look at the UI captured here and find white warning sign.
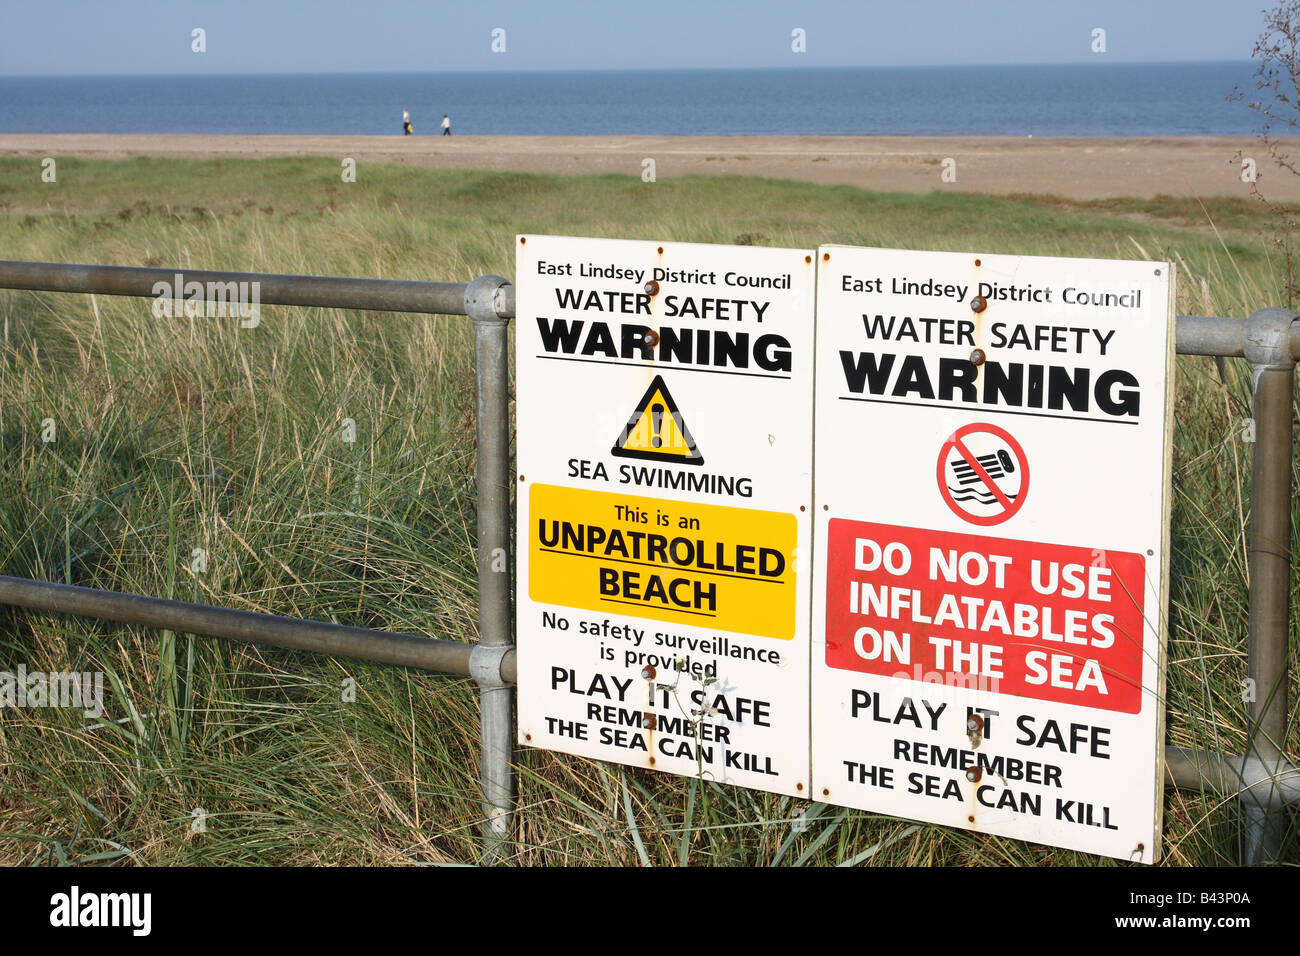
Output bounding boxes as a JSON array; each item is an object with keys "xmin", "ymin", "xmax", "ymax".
[
  {"xmin": 811, "ymin": 246, "xmax": 1175, "ymax": 862},
  {"xmin": 516, "ymin": 235, "xmax": 816, "ymax": 796}
]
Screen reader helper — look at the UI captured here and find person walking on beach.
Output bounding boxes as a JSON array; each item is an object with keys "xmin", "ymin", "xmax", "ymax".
[
  {"xmin": 402, "ymin": 109, "xmax": 412, "ymax": 135},
  {"xmin": 441, "ymin": 114, "xmax": 451, "ymax": 136}
]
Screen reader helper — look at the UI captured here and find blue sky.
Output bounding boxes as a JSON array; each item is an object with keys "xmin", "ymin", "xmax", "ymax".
[{"xmin": 0, "ymin": 0, "xmax": 1261, "ymax": 74}]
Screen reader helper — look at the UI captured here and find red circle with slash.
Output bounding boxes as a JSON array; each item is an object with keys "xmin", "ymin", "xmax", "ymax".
[{"xmin": 936, "ymin": 423, "xmax": 1029, "ymax": 526}]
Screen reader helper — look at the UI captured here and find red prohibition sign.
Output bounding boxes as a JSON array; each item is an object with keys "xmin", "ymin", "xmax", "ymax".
[{"xmin": 936, "ymin": 422, "xmax": 1029, "ymax": 526}]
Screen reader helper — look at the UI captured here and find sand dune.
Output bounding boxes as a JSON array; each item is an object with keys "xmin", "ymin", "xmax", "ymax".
[{"xmin": 1, "ymin": 133, "xmax": 1296, "ymax": 201}]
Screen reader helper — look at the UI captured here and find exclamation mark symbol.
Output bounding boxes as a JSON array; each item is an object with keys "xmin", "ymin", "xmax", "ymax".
[{"xmin": 651, "ymin": 403, "xmax": 664, "ymax": 448}]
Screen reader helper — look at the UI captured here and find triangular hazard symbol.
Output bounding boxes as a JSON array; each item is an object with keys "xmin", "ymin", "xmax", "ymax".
[{"xmin": 610, "ymin": 375, "xmax": 703, "ymax": 466}]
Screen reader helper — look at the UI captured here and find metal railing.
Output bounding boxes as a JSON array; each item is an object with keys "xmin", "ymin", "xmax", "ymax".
[
  {"xmin": 1173, "ymin": 308, "xmax": 1299, "ymax": 864},
  {"xmin": 0, "ymin": 259, "xmax": 1296, "ymax": 865}
]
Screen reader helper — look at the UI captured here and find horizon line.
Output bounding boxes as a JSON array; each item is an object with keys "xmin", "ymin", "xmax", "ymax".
[{"xmin": 0, "ymin": 58, "xmax": 1255, "ymax": 80}]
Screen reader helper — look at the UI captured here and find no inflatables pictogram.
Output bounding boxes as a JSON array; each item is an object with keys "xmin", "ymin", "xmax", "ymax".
[
  {"xmin": 611, "ymin": 375, "xmax": 704, "ymax": 465},
  {"xmin": 936, "ymin": 422, "xmax": 1029, "ymax": 526}
]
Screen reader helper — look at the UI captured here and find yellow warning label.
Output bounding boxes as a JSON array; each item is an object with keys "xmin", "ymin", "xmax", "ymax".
[
  {"xmin": 529, "ymin": 484, "xmax": 797, "ymax": 639},
  {"xmin": 611, "ymin": 375, "xmax": 703, "ymax": 465}
]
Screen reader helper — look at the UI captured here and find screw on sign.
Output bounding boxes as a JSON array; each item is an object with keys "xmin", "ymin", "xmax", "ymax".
[{"xmin": 936, "ymin": 422, "xmax": 1029, "ymax": 526}]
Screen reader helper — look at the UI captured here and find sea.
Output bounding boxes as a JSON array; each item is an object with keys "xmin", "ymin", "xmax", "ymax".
[{"xmin": 0, "ymin": 62, "xmax": 1264, "ymax": 137}]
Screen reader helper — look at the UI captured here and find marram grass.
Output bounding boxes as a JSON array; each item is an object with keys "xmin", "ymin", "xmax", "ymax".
[{"xmin": 0, "ymin": 157, "xmax": 1295, "ymax": 865}]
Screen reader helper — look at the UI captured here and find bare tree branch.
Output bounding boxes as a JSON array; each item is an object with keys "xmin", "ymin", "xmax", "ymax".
[{"xmin": 1228, "ymin": 2, "xmax": 1300, "ymax": 307}]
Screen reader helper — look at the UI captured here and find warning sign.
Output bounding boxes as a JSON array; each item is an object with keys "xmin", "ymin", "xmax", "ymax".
[
  {"xmin": 516, "ymin": 235, "xmax": 816, "ymax": 795},
  {"xmin": 611, "ymin": 375, "xmax": 703, "ymax": 465},
  {"xmin": 937, "ymin": 423, "xmax": 1028, "ymax": 525},
  {"xmin": 811, "ymin": 246, "xmax": 1175, "ymax": 863}
]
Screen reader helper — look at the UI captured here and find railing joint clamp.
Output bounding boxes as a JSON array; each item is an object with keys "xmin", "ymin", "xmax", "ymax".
[
  {"xmin": 470, "ymin": 642, "xmax": 514, "ymax": 689},
  {"xmin": 1243, "ymin": 307, "xmax": 1300, "ymax": 368},
  {"xmin": 465, "ymin": 274, "xmax": 512, "ymax": 325}
]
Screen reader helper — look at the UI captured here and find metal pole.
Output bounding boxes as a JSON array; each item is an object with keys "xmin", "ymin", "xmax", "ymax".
[
  {"xmin": 1241, "ymin": 307, "xmax": 1298, "ymax": 864},
  {"xmin": 1175, "ymin": 314, "xmax": 1300, "ymax": 358},
  {"xmin": 465, "ymin": 275, "xmax": 515, "ymax": 864},
  {"xmin": 0, "ymin": 574, "xmax": 516, "ymax": 680},
  {"xmin": 0, "ymin": 260, "xmax": 517, "ymax": 320},
  {"xmin": 1165, "ymin": 747, "xmax": 1300, "ymax": 803},
  {"xmin": 0, "ymin": 260, "xmax": 470, "ymax": 316}
]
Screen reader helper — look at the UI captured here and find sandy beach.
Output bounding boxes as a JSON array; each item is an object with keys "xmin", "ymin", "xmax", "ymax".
[{"xmin": 2, "ymin": 134, "xmax": 1296, "ymax": 201}]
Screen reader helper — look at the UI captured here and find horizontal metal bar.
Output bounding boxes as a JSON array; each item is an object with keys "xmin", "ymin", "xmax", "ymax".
[
  {"xmin": 1175, "ymin": 315, "xmax": 1247, "ymax": 357},
  {"xmin": 1164, "ymin": 746, "xmax": 1300, "ymax": 804},
  {"xmin": 0, "ymin": 260, "xmax": 516, "ymax": 319},
  {"xmin": 1176, "ymin": 314, "xmax": 1300, "ymax": 358},
  {"xmin": 0, "ymin": 575, "xmax": 517, "ymax": 684}
]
